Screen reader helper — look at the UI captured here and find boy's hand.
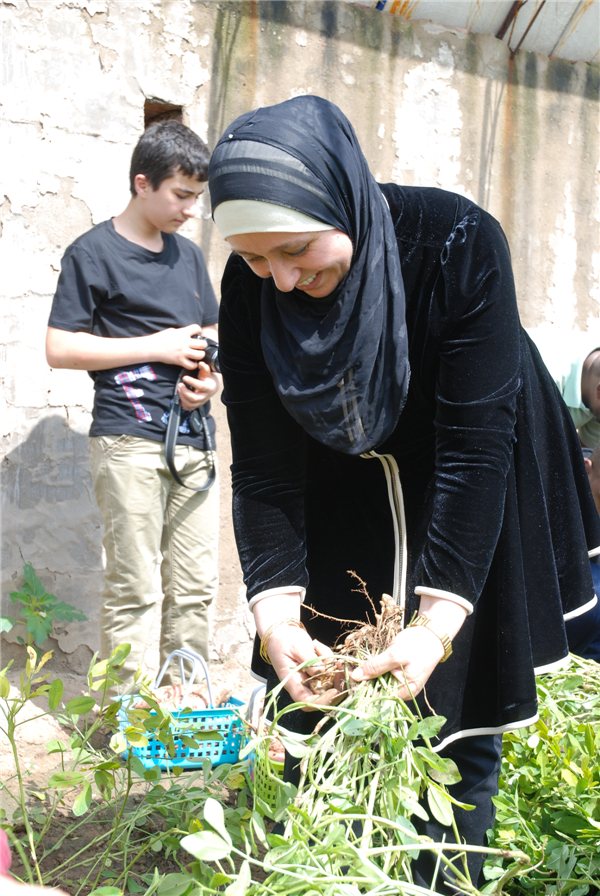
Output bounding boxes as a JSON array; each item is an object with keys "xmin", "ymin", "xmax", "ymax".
[
  {"xmin": 150, "ymin": 324, "xmax": 206, "ymax": 368},
  {"xmin": 179, "ymin": 365, "xmax": 221, "ymax": 410}
]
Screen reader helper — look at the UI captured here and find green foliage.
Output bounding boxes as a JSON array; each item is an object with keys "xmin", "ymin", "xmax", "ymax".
[
  {"xmin": 3, "ymin": 645, "xmax": 600, "ymax": 896},
  {"xmin": 483, "ymin": 655, "xmax": 600, "ymax": 894},
  {"xmin": 0, "ymin": 643, "xmax": 252, "ymax": 895},
  {"xmin": 1, "ymin": 563, "xmax": 86, "ymax": 649},
  {"xmin": 177, "ymin": 665, "xmax": 526, "ymax": 895},
  {"xmin": 177, "ymin": 658, "xmax": 600, "ymax": 895}
]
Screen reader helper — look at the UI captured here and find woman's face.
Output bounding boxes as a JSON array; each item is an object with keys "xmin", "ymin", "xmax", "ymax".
[{"xmin": 227, "ymin": 229, "xmax": 353, "ymax": 299}]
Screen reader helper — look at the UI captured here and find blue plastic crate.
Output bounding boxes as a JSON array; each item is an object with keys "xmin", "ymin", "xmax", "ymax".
[
  {"xmin": 117, "ymin": 648, "xmax": 245, "ymax": 770},
  {"xmin": 118, "ymin": 695, "xmax": 245, "ymax": 769}
]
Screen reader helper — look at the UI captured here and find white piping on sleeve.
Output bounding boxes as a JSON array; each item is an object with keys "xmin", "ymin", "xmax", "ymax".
[
  {"xmin": 250, "ymin": 669, "xmax": 268, "ymax": 684},
  {"xmin": 414, "ymin": 586, "xmax": 474, "ymax": 615},
  {"xmin": 589, "ymin": 545, "xmax": 600, "ymax": 558},
  {"xmin": 248, "ymin": 586, "xmax": 306, "ymax": 611},
  {"xmin": 563, "ymin": 594, "xmax": 598, "ymax": 621}
]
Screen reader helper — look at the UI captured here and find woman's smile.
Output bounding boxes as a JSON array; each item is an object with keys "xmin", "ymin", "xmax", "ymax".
[
  {"xmin": 227, "ymin": 230, "xmax": 353, "ymax": 299},
  {"xmin": 298, "ymin": 272, "xmax": 317, "ymax": 288}
]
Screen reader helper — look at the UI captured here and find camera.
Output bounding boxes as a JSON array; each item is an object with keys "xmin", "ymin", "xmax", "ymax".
[{"xmin": 191, "ymin": 334, "xmax": 221, "ymax": 374}]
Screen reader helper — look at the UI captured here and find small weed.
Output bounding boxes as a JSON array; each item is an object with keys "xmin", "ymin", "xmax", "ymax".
[{"xmin": 1, "ymin": 563, "xmax": 86, "ymax": 653}]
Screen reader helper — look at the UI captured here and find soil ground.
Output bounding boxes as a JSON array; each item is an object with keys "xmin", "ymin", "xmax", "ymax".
[{"xmin": 6, "ymin": 778, "xmax": 267, "ymax": 895}]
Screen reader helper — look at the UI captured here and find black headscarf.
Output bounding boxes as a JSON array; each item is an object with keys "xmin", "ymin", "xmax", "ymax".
[{"xmin": 209, "ymin": 95, "xmax": 410, "ymax": 455}]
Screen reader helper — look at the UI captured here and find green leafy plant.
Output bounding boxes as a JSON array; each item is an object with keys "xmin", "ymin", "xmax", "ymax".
[
  {"xmin": 483, "ymin": 655, "xmax": 600, "ymax": 894},
  {"xmin": 177, "ymin": 662, "xmax": 528, "ymax": 895},
  {"xmin": 1, "ymin": 562, "xmax": 87, "ymax": 650},
  {"xmin": 3, "ymin": 629, "xmax": 600, "ymax": 896},
  {"xmin": 177, "ymin": 659, "xmax": 600, "ymax": 895},
  {"xmin": 1, "ymin": 644, "xmax": 129, "ymax": 888},
  {"xmin": 0, "ymin": 644, "xmax": 251, "ymax": 895}
]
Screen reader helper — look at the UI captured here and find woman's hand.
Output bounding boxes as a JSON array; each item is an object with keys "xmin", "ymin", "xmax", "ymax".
[
  {"xmin": 252, "ymin": 593, "xmax": 342, "ymax": 711},
  {"xmin": 351, "ymin": 595, "xmax": 468, "ymax": 701},
  {"xmin": 350, "ymin": 624, "xmax": 445, "ymax": 700},
  {"xmin": 267, "ymin": 625, "xmax": 341, "ymax": 710}
]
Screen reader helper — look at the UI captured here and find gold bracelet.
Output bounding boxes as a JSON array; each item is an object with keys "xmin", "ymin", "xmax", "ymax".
[
  {"xmin": 259, "ymin": 619, "xmax": 307, "ymax": 665},
  {"xmin": 408, "ymin": 614, "xmax": 453, "ymax": 663}
]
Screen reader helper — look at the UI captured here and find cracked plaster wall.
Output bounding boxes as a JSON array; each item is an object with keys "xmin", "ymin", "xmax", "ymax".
[{"xmin": 1, "ymin": 0, "xmax": 599, "ymax": 676}]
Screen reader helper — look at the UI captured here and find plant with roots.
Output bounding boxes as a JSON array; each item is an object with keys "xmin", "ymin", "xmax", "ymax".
[{"xmin": 181, "ymin": 584, "xmax": 529, "ymax": 895}]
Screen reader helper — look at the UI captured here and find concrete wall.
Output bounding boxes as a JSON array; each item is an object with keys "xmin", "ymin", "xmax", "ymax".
[{"xmin": 2, "ymin": 0, "xmax": 599, "ymax": 676}]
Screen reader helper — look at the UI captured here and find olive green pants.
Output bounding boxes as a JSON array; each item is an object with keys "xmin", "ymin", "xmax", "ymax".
[{"xmin": 90, "ymin": 435, "xmax": 218, "ymax": 692}]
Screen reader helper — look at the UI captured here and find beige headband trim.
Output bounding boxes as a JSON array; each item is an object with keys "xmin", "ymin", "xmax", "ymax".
[{"xmin": 213, "ymin": 199, "xmax": 335, "ymax": 239}]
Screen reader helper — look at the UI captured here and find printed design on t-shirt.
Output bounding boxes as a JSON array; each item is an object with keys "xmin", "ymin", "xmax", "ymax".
[
  {"xmin": 162, "ymin": 401, "xmax": 192, "ymax": 434},
  {"xmin": 114, "ymin": 365, "xmax": 157, "ymax": 423}
]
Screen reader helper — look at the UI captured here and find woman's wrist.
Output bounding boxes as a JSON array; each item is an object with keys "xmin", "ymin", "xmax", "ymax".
[
  {"xmin": 415, "ymin": 594, "xmax": 468, "ymax": 643},
  {"xmin": 251, "ymin": 592, "xmax": 302, "ymax": 639},
  {"xmin": 259, "ymin": 618, "xmax": 307, "ymax": 664},
  {"xmin": 414, "ymin": 586, "xmax": 473, "ymax": 615},
  {"xmin": 248, "ymin": 585, "xmax": 305, "ymax": 612},
  {"xmin": 408, "ymin": 614, "xmax": 452, "ymax": 662}
]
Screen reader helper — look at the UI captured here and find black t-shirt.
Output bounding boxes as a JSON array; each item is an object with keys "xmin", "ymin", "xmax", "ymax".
[{"xmin": 48, "ymin": 220, "xmax": 219, "ymax": 448}]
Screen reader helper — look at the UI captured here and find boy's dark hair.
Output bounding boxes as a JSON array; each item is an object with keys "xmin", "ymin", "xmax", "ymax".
[{"xmin": 129, "ymin": 120, "xmax": 210, "ymax": 195}]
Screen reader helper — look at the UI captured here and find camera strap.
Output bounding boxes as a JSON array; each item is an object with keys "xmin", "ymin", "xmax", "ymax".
[{"xmin": 164, "ymin": 371, "xmax": 216, "ymax": 492}]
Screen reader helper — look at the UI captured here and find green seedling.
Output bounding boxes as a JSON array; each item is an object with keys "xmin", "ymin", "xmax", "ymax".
[{"xmin": 1, "ymin": 563, "xmax": 87, "ymax": 653}]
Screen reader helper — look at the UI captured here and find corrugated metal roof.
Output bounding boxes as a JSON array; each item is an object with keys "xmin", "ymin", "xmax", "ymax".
[{"xmin": 351, "ymin": 0, "xmax": 599, "ymax": 64}]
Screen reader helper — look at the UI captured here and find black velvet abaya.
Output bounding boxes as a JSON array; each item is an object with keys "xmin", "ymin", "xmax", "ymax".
[{"xmin": 219, "ymin": 183, "xmax": 600, "ymax": 750}]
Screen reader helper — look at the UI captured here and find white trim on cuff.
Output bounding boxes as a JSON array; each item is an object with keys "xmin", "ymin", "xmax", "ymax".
[
  {"xmin": 249, "ymin": 669, "xmax": 268, "ymax": 684},
  {"xmin": 563, "ymin": 594, "xmax": 598, "ymax": 621},
  {"xmin": 414, "ymin": 586, "xmax": 474, "ymax": 615},
  {"xmin": 534, "ymin": 654, "xmax": 571, "ymax": 675},
  {"xmin": 432, "ymin": 714, "xmax": 539, "ymax": 754},
  {"xmin": 589, "ymin": 545, "xmax": 600, "ymax": 558},
  {"xmin": 248, "ymin": 586, "xmax": 306, "ymax": 611}
]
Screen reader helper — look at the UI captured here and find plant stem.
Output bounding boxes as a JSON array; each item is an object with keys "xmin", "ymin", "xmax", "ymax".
[
  {"xmin": 4, "ymin": 702, "xmax": 44, "ymax": 885},
  {"xmin": 492, "ymin": 855, "xmax": 531, "ymax": 895},
  {"xmin": 87, "ymin": 757, "xmax": 134, "ymax": 892}
]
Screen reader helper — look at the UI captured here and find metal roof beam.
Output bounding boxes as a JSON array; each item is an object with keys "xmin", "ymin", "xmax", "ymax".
[
  {"xmin": 511, "ymin": 0, "xmax": 547, "ymax": 56},
  {"xmin": 549, "ymin": 0, "xmax": 587, "ymax": 57},
  {"xmin": 496, "ymin": 1, "xmax": 526, "ymax": 41}
]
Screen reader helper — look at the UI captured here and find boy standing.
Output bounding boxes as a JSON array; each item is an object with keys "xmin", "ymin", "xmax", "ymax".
[{"xmin": 46, "ymin": 121, "xmax": 221, "ymax": 690}]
